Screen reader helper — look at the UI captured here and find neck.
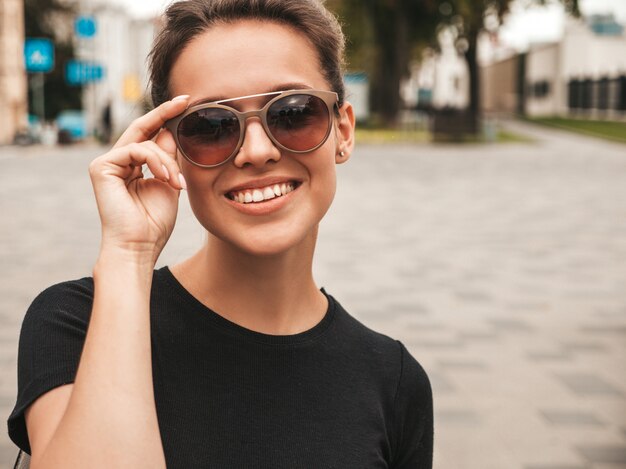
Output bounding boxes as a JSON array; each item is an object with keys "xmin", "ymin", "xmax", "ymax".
[{"xmin": 171, "ymin": 230, "xmax": 327, "ymax": 335}]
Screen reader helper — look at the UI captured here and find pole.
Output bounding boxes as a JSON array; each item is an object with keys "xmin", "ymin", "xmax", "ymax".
[{"xmin": 33, "ymin": 73, "xmax": 45, "ymax": 122}]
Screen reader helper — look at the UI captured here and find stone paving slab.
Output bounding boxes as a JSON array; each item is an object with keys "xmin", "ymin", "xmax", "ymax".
[{"xmin": 1, "ymin": 120, "xmax": 625, "ymax": 468}]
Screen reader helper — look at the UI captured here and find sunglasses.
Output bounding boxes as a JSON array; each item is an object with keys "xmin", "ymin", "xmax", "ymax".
[{"xmin": 164, "ymin": 89, "xmax": 339, "ymax": 168}]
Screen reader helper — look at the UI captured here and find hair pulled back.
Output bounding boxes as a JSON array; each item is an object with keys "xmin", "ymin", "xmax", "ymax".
[{"xmin": 148, "ymin": 0, "xmax": 346, "ymax": 108}]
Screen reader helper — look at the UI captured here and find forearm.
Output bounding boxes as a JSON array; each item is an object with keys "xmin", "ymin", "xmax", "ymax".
[{"xmin": 34, "ymin": 251, "xmax": 165, "ymax": 469}]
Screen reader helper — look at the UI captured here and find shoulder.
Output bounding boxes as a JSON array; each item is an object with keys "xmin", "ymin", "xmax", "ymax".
[
  {"xmin": 23, "ymin": 277, "xmax": 95, "ymax": 328},
  {"xmin": 328, "ymin": 292, "xmax": 407, "ymax": 356},
  {"xmin": 327, "ymin": 292, "xmax": 431, "ymax": 398},
  {"xmin": 394, "ymin": 342, "xmax": 432, "ymax": 408},
  {"xmin": 25, "ymin": 267, "xmax": 171, "ymax": 325},
  {"xmin": 327, "ymin": 293, "xmax": 430, "ymax": 386}
]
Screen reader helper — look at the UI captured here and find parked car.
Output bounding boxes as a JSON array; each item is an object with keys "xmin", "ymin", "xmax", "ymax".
[{"xmin": 56, "ymin": 110, "xmax": 87, "ymax": 142}]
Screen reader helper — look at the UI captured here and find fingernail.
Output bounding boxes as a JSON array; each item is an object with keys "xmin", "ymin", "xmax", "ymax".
[
  {"xmin": 178, "ymin": 173, "xmax": 188, "ymax": 190},
  {"xmin": 161, "ymin": 164, "xmax": 170, "ymax": 180},
  {"xmin": 172, "ymin": 94, "xmax": 190, "ymax": 102}
]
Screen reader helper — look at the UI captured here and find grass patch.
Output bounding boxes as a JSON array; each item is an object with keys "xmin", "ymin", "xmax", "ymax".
[
  {"xmin": 355, "ymin": 128, "xmax": 431, "ymax": 144},
  {"xmin": 496, "ymin": 130, "xmax": 534, "ymax": 143},
  {"xmin": 355, "ymin": 127, "xmax": 530, "ymax": 144},
  {"xmin": 529, "ymin": 117, "xmax": 626, "ymax": 144}
]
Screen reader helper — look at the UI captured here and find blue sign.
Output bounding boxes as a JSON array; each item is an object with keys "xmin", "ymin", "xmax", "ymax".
[
  {"xmin": 66, "ymin": 60, "xmax": 105, "ymax": 85},
  {"xmin": 24, "ymin": 38, "xmax": 55, "ymax": 73},
  {"xmin": 75, "ymin": 16, "xmax": 97, "ymax": 38}
]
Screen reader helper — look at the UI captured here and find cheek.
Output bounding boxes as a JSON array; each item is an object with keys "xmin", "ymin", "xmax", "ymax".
[
  {"xmin": 306, "ymin": 152, "xmax": 338, "ymax": 209},
  {"xmin": 178, "ymin": 159, "xmax": 220, "ymax": 226}
]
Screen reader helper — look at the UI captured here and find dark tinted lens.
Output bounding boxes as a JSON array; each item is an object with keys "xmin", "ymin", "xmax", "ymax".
[
  {"xmin": 267, "ymin": 94, "xmax": 330, "ymax": 152},
  {"xmin": 177, "ymin": 107, "xmax": 240, "ymax": 166}
]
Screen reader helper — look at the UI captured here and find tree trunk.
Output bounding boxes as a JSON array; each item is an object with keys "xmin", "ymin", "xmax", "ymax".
[
  {"xmin": 368, "ymin": 2, "xmax": 409, "ymax": 126},
  {"xmin": 463, "ymin": 30, "xmax": 481, "ymax": 134}
]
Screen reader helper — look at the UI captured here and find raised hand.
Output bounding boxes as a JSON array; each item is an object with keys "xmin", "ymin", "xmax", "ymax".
[{"xmin": 88, "ymin": 95, "xmax": 190, "ymax": 264}]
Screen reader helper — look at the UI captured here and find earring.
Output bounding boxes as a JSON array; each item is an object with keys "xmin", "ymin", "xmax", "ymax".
[{"xmin": 339, "ymin": 151, "xmax": 345, "ymax": 157}]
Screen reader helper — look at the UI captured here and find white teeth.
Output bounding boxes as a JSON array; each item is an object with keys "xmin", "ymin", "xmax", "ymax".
[
  {"xmin": 230, "ymin": 182, "xmax": 297, "ymax": 204},
  {"xmin": 252, "ymin": 189, "xmax": 264, "ymax": 202},
  {"xmin": 263, "ymin": 187, "xmax": 276, "ymax": 200}
]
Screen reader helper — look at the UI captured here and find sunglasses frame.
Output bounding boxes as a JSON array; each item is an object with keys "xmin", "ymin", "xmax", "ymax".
[{"xmin": 164, "ymin": 89, "xmax": 339, "ymax": 168}]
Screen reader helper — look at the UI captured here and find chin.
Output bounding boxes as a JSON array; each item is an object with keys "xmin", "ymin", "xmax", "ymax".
[
  {"xmin": 243, "ymin": 230, "xmax": 315, "ymax": 258},
  {"xmin": 207, "ymin": 223, "xmax": 318, "ymax": 259}
]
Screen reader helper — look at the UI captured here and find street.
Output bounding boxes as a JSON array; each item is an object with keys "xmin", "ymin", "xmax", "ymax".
[{"xmin": 1, "ymin": 121, "xmax": 625, "ymax": 468}]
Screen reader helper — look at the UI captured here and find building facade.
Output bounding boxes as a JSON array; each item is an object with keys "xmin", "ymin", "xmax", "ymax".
[
  {"xmin": 0, "ymin": 0, "xmax": 28, "ymax": 144},
  {"xmin": 481, "ymin": 53, "xmax": 524, "ymax": 116},
  {"xmin": 76, "ymin": 4, "xmax": 157, "ymax": 139},
  {"xmin": 483, "ymin": 15, "xmax": 626, "ymax": 118}
]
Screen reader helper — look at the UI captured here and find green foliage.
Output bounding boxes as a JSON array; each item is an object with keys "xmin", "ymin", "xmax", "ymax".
[
  {"xmin": 24, "ymin": 0, "xmax": 82, "ymax": 120},
  {"xmin": 328, "ymin": 0, "xmax": 579, "ymax": 127},
  {"xmin": 530, "ymin": 117, "xmax": 626, "ymax": 143},
  {"xmin": 327, "ymin": 0, "xmax": 439, "ymax": 124},
  {"xmin": 437, "ymin": 0, "xmax": 579, "ymax": 131}
]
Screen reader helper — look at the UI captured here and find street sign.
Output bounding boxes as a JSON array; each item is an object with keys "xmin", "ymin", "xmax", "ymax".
[
  {"xmin": 123, "ymin": 74, "xmax": 142, "ymax": 101},
  {"xmin": 24, "ymin": 38, "xmax": 54, "ymax": 73},
  {"xmin": 75, "ymin": 16, "xmax": 97, "ymax": 38},
  {"xmin": 65, "ymin": 60, "xmax": 105, "ymax": 85}
]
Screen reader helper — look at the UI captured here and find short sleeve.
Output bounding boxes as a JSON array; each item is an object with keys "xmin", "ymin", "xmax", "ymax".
[
  {"xmin": 7, "ymin": 278, "xmax": 94, "ymax": 454},
  {"xmin": 391, "ymin": 341, "xmax": 434, "ymax": 468}
]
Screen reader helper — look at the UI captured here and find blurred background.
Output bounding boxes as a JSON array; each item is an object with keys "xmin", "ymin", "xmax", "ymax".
[
  {"xmin": 2, "ymin": 0, "xmax": 626, "ymax": 144},
  {"xmin": 1, "ymin": 0, "xmax": 626, "ymax": 468}
]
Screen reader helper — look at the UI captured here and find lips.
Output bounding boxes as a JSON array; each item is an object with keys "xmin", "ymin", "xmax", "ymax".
[{"xmin": 225, "ymin": 179, "xmax": 300, "ymax": 204}]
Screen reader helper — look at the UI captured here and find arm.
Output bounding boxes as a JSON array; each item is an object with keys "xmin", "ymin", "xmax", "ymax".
[{"xmin": 25, "ymin": 96, "xmax": 190, "ymax": 469}]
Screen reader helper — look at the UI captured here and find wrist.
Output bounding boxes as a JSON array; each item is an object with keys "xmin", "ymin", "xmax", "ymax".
[
  {"xmin": 93, "ymin": 253, "xmax": 156, "ymax": 294},
  {"xmin": 98, "ymin": 239, "xmax": 162, "ymax": 264},
  {"xmin": 95, "ymin": 244, "xmax": 159, "ymax": 272}
]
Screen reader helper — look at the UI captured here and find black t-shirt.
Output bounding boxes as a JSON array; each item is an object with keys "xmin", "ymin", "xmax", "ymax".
[{"xmin": 8, "ymin": 267, "xmax": 433, "ymax": 468}]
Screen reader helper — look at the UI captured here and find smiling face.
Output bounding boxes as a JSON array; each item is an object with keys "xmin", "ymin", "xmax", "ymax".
[{"xmin": 169, "ymin": 20, "xmax": 354, "ymax": 257}]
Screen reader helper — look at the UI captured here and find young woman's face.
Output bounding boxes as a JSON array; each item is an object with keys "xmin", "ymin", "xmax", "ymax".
[{"xmin": 169, "ymin": 20, "xmax": 354, "ymax": 257}]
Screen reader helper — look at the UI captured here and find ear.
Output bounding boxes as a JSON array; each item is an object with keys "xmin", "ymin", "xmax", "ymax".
[{"xmin": 334, "ymin": 101, "xmax": 355, "ymax": 164}]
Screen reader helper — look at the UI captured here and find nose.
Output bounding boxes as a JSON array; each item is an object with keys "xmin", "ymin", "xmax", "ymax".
[{"xmin": 233, "ymin": 117, "xmax": 281, "ymax": 168}]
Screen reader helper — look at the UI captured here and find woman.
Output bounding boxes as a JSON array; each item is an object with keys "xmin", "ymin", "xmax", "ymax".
[{"xmin": 8, "ymin": 0, "xmax": 433, "ymax": 467}]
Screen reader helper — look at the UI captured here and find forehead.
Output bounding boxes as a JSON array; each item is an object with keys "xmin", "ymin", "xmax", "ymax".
[{"xmin": 169, "ymin": 20, "xmax": 328, "ymax": 101}]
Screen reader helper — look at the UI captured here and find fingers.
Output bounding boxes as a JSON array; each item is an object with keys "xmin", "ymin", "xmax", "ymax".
[
  {"xmin": 154, "ymin": 127, "xmax": 178, "ymax": 159},
  {"xmin": 113, "ymin": 95, "xmax": 190, "ymax": 149},
  {"xmin": 142, "ymin": 140, "xmax": 186, "ymax": 190},
  {"xmin": 90, "ymin": 141, "xmax": 185, "ymax": 191}
]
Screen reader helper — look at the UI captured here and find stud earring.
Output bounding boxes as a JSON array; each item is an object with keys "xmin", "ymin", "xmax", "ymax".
[{"xmin": 339, "ymin": 151, "xmax": 345, "ymax": 157}]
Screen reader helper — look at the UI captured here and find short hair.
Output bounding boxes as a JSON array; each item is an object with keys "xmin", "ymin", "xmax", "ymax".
[{"xmin": 148, "ymin": 0, "xmax": 346, "ymax": 108}]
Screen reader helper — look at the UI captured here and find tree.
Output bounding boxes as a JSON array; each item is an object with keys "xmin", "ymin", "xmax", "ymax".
[
  {"xmin": 330, "ymin": 0, "xmax": 580, "ymax": 130},
  {"xmin": 328, "ymin": 0, "xmax": 439, "ymax": 125},
  {"xmin": 24, "ymin": 0, "xmax": 82, "ymax": 120},
  {"xmin": 439, "ymin": 0, "xmax": 580, "ymax": 132}
]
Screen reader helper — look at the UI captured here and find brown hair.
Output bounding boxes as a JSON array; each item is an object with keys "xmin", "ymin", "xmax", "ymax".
[{"xmin": 148, "ymin": 0, "xmax": 346, "ymax": 108}]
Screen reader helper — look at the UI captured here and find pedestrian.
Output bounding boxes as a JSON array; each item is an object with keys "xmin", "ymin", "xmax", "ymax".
[
  {"xmin": 101, "ymin": 101, "xmax": 112, "ymax": 144},
  {"xmin": 8, "ymin": 0, "xmax": 433, "ymax": 467}
]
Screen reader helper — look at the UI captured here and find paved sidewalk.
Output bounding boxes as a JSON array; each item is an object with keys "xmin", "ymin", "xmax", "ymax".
[{"xmin": 1, "ymin": 123, "xmax": 625, "ymax": 468}]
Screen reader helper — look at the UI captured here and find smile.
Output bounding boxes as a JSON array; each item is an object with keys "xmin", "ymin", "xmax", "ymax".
[{"xmin": 227, "ymin": 181, "xmax": 299, "ymax": 204}]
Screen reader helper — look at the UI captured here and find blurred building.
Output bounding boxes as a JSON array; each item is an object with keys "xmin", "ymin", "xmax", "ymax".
[
  {"xmin": 483, "ymin": 15, "xmax": 626, "ymax": 118},
  {"xmin": 406, "ymin": 30, "xmax": 469, "ymax": 111},
  {"xmin": 481, "ymin": 54, "xmax": 524, "ymax": 116},
  {"xmin": 0, "ymin": 0, "xmax": 28, "ymax": 144},
  {"xmin": 77, "ymin": 3, "xmax": 157, "ymax": 139}
]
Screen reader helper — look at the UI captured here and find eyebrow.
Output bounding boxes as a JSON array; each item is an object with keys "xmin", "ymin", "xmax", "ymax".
[{"xmin": 187, "ymin": 82, "xmax": 314, "ymax": 107}]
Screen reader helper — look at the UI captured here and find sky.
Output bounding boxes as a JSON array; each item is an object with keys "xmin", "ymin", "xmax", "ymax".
[
  {"xmin": 111, "ymin": 0, "xmax": 626, "ymax": 52},
  {"xmin": 500, "ymin": 0, "xmax": 626, "ymax": 50}
]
